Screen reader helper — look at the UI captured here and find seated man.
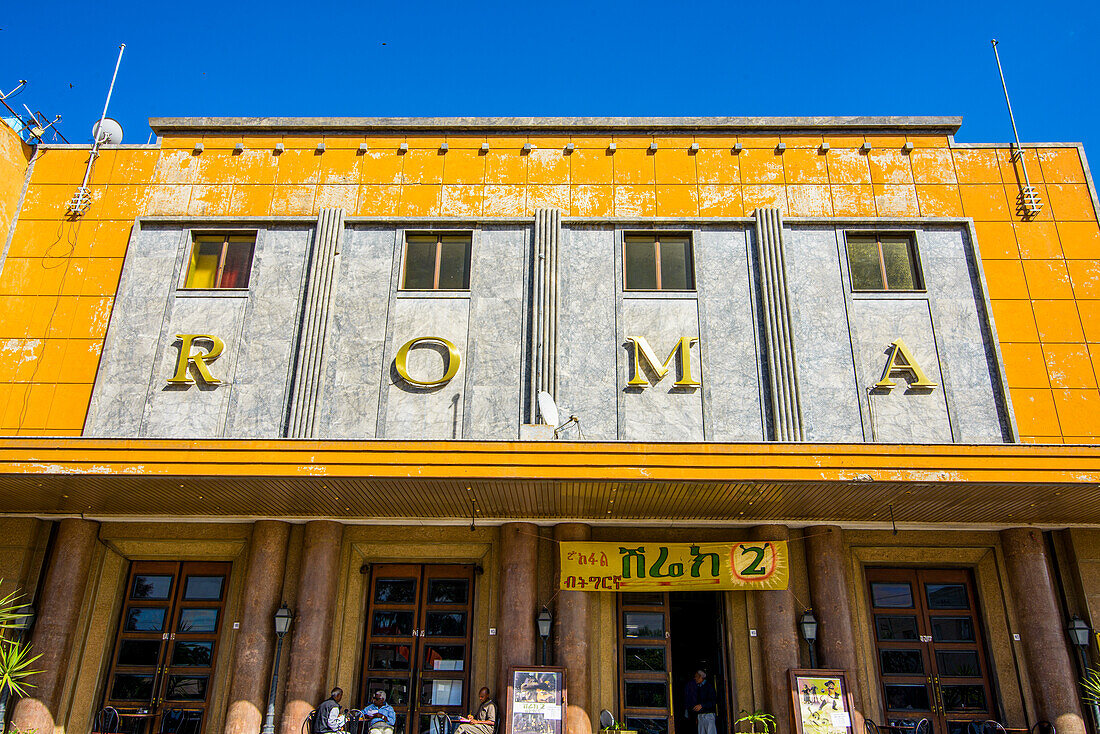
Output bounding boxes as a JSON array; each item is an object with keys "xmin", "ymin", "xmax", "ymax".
[
  {"xmin": 454, "ymin": 688, "xmax": 497, "ymax": 734},
  {"xmin": 314, "ymin": 688, "xmax": 347, "ymax": 734},
  {"xmin": 362, "ymin": 690, "xmax": 397, "ymax": 733}
]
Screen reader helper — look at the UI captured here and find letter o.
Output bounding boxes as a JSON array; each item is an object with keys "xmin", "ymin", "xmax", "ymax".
[{"xmin": 394, "ymin": 337, "xmax": 461, "ymax": 387}]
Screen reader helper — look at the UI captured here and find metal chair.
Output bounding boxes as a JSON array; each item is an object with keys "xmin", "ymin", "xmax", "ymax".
[
  {"xmin": 969, "ymin": 723, "xmax": 1008, "ymax": 734},
  {"xmin": 914, "ymin": 719, "xmax": 932, "ymax": 734},
  {"xmin": 158, "ymin": 709, "xmax": 200, "ymax": 734},
  {"xmin": 1031, "ymin": 722, "xmax": 1056, "ymax": 734},
  {"xmin": 345, "ymin": 710, "xmax": 363, "ymax": 734},
  {"xmin": 863, "ymin": 720, "xmax": 881, "ymax": 734},
  {"xmin": 92, "ymin": 706, "xmax": 121, "ymax": 734},
  {"xmin": 302, "ymin": 710, "xmax": 317, "ymax": 734}
]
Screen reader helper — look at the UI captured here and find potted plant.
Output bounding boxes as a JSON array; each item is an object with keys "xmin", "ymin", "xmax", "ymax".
[
  {"xmin": 1081, "ymin": 666, "xmax": 1100, "ymax": 704},
  {"xmin": 0, "ymin": 582, "xmax": 40, "ymax": 732},
  {"xmin": 734, "ymin": 710, "xmax": 775, "ymax": 734},
  {"xmin": 597, "ymin": 710, "xmax": 636, "ymax": 734}
]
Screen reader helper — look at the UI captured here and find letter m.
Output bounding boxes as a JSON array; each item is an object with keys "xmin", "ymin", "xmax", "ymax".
[{"xmin": 625, "ymin": 336, "xmax": 701, "ymax": 388}]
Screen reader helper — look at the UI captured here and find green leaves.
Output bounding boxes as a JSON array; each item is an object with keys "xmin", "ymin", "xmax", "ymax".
[
  {"xmin": 735, "ymin": 710, "xmax": 776, "ymax": 734},
  {"xmin": 1081, "ymin": 666, "xmax": 1100, "ymax": 705},
  {"xmin": 0, "ymin": 582, "xmax": 40, "ymax": 699}
]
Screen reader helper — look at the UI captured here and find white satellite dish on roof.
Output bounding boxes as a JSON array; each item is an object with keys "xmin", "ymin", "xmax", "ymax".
[
  {"xmin": 92, "ymin": 117, "xmax": 123, "ymax": 144},
  {"xmin": 537, "ymin": 390, "xmax": 559, "ymax": 428}
]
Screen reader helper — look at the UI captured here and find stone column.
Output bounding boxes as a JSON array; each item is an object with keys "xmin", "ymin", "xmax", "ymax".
[
  {"xmin": 553, "ymin": 524, "xmax": 591, "ymax": 734},
  {"xmin": 804, "ymin": 526, "xmax": 863, "ymax": 729},
  {"xmin": 279, "ymin": 521, "xmax": 344, "ymax": 734},
  {"xmin": 1001, "ymin": 528, "xmax": 1086, "ymax": 734},
  {"xmin": 497, "ymin": 523, "xmax": 538, "ymax": 700},
  {"xmin": 225, "ymin": 521, "xmax": 292, "ymax": 734},
  {"xmin": 11, "ymin": 518, "xmax": 100, "ymax": 734},
  {"xmin": 751, "ymin": 524, "xmax": 798, "ymax": 733}
]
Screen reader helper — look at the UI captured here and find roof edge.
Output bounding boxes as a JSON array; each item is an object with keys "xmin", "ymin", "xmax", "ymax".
[{"xmin": 148, "ymin": 116, "xmax": 964, "ymax": 135}]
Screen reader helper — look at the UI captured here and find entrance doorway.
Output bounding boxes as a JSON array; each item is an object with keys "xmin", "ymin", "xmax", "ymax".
[
  {"xmin": 103, "ymin": 561, "xmax": 231, "ymax": 734},
  {"xmin": 359, "ymin": 564, "xmax": 476, "ymax": 734},
  {"xmin": 617, "ymin": 592, "xmax": 731, "ymax": 734}
]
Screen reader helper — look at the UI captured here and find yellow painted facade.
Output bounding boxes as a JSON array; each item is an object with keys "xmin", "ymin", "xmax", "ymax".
[{"xmin": 1, "ymin": 124, "xmax": 1098, "ymax": 442}]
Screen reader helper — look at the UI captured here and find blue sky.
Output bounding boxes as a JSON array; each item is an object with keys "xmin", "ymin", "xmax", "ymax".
[{"xmin": 2, "ymin": 0, "xmax": 1098, "ymax": 160}]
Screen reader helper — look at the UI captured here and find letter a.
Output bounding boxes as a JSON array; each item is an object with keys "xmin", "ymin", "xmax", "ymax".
[{"xmin": 875, "ymin": 339, "xmax": 937, "ymax": 390}]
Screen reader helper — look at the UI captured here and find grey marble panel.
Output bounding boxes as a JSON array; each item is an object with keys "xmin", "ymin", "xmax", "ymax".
[
  {"xmin": 225, "ymin": 227, "xmax": 313, "ymax": 438},
  {"xmin": 695, "ymin": 227, "xmax": 765, "ymax": 441},
  {"xmin": 848, "ymin": 299, "xmax": 952, "ymax": 443},
  {"xmin": 318, "ymin": 227, "xmax": 397, "ymax": 438},
  {"xmin": 619, "ymin": 298, "xmax": 704, "ymax": 441},
  {"xmin": 381, "ymin": 297, "xmax": 470, "ymax": 439},
  {"xmin": 141, "ymin": 297, "xmax": 247, "ymax": 437},
  {"xmin": 557, "ymin": 227, "xmax": 619, "ymax": 440},
  {"xmin": 920, "ymin": 228, "xmax": 1008, "ymax": 442},
  {"xmin": 784, "ymin": 227, "xmax": 865, "ymax": 441},
  {"xmin": 463, "ymin": 227, "xmax": 526, "ymax": 439},
  {"xmin": 85, "ymin": 226, "xmax": 180, "ymax": 436}
]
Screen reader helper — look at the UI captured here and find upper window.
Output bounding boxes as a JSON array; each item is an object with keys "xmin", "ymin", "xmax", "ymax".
[
  {"xmin": 623, "ymin": 235, "xmax": 695, "ymax": 291},
  {"xmin": 846, "ymin": 234, "xmax": 923, "ymax": 292},
  {"xmin": 402, "ymin": 234, "xmax": 472, "ymax": 290},
  {"xmin": 184, "ymin": 234, "xmax": 255, "ymax": 289}
]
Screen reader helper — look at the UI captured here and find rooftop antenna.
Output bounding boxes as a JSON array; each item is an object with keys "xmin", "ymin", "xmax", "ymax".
[
  {"xmin": 68, "ymin": 43, "xmax": 125, "ymax": 217},
  {"xmin": 991, "ymin": 39, "xmax": 1042, "ymax": 219},
  {"xmin": 0, "ymin": 81, "xmax": 66, "ymax": 144}
]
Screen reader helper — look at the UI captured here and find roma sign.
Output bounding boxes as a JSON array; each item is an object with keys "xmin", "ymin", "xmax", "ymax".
[{"xmin": 559, "ymin": 541, "xmax": 789, "ymax": 591}]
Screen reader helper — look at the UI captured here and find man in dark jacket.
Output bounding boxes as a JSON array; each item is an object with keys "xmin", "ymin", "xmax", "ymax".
[
  {"xmin": 683, "ymin": 671, "xmax": 717, "ymax": 734},
  {"xmin": 314, "ymin": 687, "xmax": 346, "ymax": 734}
]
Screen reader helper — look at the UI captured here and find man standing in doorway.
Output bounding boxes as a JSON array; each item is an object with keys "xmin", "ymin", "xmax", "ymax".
[{"xmin": 684, "ymin": 670, "xmax": 717, "ymax": 734}]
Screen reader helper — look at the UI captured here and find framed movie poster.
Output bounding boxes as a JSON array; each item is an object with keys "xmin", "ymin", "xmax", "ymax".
[
  {"xmin": 789, "ymin": 669, "xmax": 856, "ymax": 734},
  {"xmin": 506, "ymin": 666, "xmax": 566, "ymax": 734}
]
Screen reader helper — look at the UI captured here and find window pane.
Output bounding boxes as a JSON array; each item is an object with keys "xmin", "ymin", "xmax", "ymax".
[
  {"xmin": 421, "ymin": 679, "xmax": 463, "ymax": 706},
  {"xmin": 165, "ymin": 675, "xmax": 208, "ymax": 701},
  {"xmin": 160, "ymin": 709, "xmax": 202, "ymax": 734},
  {"xmin": 847, "ymin": 238, "xmax": 885, "ymax": 290},
  {"xmin": 625, "ymin": 718, "xmax": 668, "ymax": 734},
  {"xmin": 941, "ymin": 684, "xmax": 987, "ymax": 712},
  {"xmin": 624, "ymin": 239, "xmax": 658, "ymax": 290},
  {"xmin": 876, "ymin": 615, "xmax": 919, "ymax": 641},
  {"xmin": 172, "ymin": 641, "xmax": 214, "ymax": 667},
  {"xmin": 375, "ymin": 579, "xmax": 417, "ymax": 604},
  {"xmin": 624, "ymin": 646, "xmax": 666, "ymax": 672},
  {"xmin": 931, "ymin": 617, "xmax": 975, "ymax": 643},
  {"xmin": 884, "ymin": 684, "xmax": 930, "ymax": 711},
  {"xmin": 424, "ymin": 612, "xmax": 466, "ymax": 637},
  {"xmin": 427, "ymin": 579, "xmax": 468, "ymax": 605},
  {"xmin": 424, "ymin": 644, "xmax": 464, "ymax": 671},
  {"xmin": 177, "ymin": 609, "xmax": 218, "ymax": 634},
  {"xmin": 219, "ymin": 240, "xmax": 254, "ymax": 288},
  {"xmin": 871, "ymin": 582, "xmax": 914, "ymax": 608},
  {"xmin": 935, "ymin": 651, "xmax": 981, "ymax": 677},
  {"xmin": 404, "ymin": 238, "xmax": 437, "ymax": 289},
  {"xmin": 125, "ymin": 608, "xmax": 167, "ymax": 632},
  {"xmin": 185, "ymin": 240, "xmax": 221, "ymax": 289},
  {"xmin": 880, "ymin": 649, "xmax": 924, "ymax": 675},
  {"xmin": 131, "ymin": 575, "xmax": 172, "ymax": 600},
  {"xmin": 367, "ymin": 678, "xmax": 410, "ymax": 706},
  {"xmin": 370, "ymin": 644, "xmax": 412, "ymax": 670},
  {"xmin": 658, "ymin": 238, "xmax": 693, "ymax": 290},
  {"xmin": 117, "ymin": 639, "xmax": 161, "ymax": 667},
  {"xmin": 373, "ymin": 610, "xmax": 415, "ymax": 636},
  {"xmin": 881, "ymin": 238, "xmax": 918, "ymax": 290},
  {"xmin": 925, "ymin": 583, "xmax": 969, "ymax": 609},
  {"xmin": 437, "ymin": 237, "xmax": 471, "ymax": 290},
  {"xmin": 111, "ymin": 673, "xmax": 155, "ymax": 701},
  {"xmin": 183, "ymin": 576, "xmax": 224, "ymax": 601},
  {"xmin": 624, "ymin": 681, "xmax": 667, "ymax": 708},
  {"xmin": 623, "ymin": 612, "xmax": 665, "ymax": 638}
]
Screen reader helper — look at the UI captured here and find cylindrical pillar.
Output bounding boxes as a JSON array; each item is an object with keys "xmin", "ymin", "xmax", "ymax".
[
  {"xmin": 751, "ymin": 524, "xmax": 798, "ymax": 734},
  {"xmin": 1001, "ymin": 528, "xmax": 1086, "ymax": 734},
  {"xmin": 11, "ymin": 518, "xmax": 100, "ymax": 734},
  {"xmin": 553, "ymin": 523, "xmax": 591, "ymax": 734},
  {"xmin": 225, "ymin": 521, "xmax": 292, "ymax": 734},
  {"xmin": 279, "ymin": 521, "xmax": 344, "ymax": 734},
  {"xmin": 804, "ymin": 526, "xmax": 863, "ymax": 730},
  {"xmin": 497, "ymin": 522, "xmax": 538, "ymax": 700}
]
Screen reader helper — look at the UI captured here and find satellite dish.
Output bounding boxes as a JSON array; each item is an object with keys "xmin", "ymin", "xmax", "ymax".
[
  {"xmin": 92, "ymin": 117, "xmax": 123, "ymax": 144},
  {"xmin": 537, "ymin": 390, "xmax": 559, "ymax": 428}
]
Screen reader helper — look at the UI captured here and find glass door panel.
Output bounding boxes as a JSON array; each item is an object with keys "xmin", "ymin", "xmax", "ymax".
[{"xmin": 618, "ymin": 593, "xmax": 673, "ymax": 734}]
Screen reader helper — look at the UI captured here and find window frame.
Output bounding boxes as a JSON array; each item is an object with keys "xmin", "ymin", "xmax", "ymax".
[
  {"xmin": 181, "ymin": 231, "xmax": 257, "ymax": 291},
  {"xmin": 844, "ymin": 231, "xmax": 926, "ymax": 293},
  {"xmin": 621, "ymin": 233, "xmax": 696, "ymax": 292},
  {"xmin": 399, "ymin": 232, "xmax": 473, "ymax": 292}
]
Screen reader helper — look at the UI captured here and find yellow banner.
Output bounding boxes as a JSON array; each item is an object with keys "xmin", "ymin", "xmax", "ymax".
[{"xmin": 559, "ymin": 541, "xmax": 789, "ymax": 591}]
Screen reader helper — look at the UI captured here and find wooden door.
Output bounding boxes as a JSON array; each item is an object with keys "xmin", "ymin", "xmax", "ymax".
[
  {"xmin": 618, "ymin": 593, "xmax": 674, "ymax": 734},
  {"xmin": 360, "ymin": 565, "xmax": 476, "ymax": 734},
  {"xmin": 867, "ymin": 568, "xmax": 997, "ymax": 734},
  {"xmin": 103, "ymin": 561, "xmax": 230, "ymax": 734}
]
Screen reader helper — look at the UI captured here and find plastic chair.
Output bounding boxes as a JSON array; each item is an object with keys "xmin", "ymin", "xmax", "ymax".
[
  {"xmin": 1031, "ymin": 723, "xmax": 1056, "ymax": 734},
  {"xmin": 92, "ymin": 706, "xmax": 121, "ymax": 734}
]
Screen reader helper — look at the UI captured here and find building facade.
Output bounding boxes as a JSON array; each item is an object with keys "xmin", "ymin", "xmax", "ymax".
[{"xmin": 1, "ymin": 116, "xmax": 1100, "ymax": 734}]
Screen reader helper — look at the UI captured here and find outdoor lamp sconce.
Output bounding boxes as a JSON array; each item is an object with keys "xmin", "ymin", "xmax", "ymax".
[
  {"xmin": 818, "ymin": 142, "xmax": 830, "ymax": 154},
  {"xmin": 536, "ymin": 606, "xmax": 552, "ymax": 664},
  {"xmin": 1068, "ymin": 615, "xmax": 1091, "ymax": 648},
  {"xmin": 234, "ymin": 142, "xmax": 245, "ymax": 154},
  {"xmin": 648, "ymin": 142, "xmax": 658, "ymax": 153},
  {"xmin": 358, "ymin": 143, "xmax": 368, "ymax": 155},
  {"xmin": 274, "ymin": 143, "xmax": 285, "ymax": 154},
  {"xmin": 799, "ymin": 609, "xmax": 819, "ymax": 668},
  {"xmin": 398, "ymin": 142, "xmax": 409, "ymax": 154},
  {"xmin": 607, "ymin": 143, "xmax": 617, "ymax": 153},
  {"xmin": 262, "ymin": 603, "xmax": 293, "ymax": 734},
  {"xmin": 732, "ymin": 142, "xmax": 742, "ymax": 154},
  {"xmin": 564, "ymin": 143, "xmax": 575, "ymax": 154},
  {"xmin": 902, "ymin": 141, "xmax": 914, "ymax": 154},
  {"xmin": 860, "ymin": 142, "xmax": 872, "ymax": 154},
  {"xmin": 522, "ymin": 143, "xmax": 533, "ymax": 153},
  {"xmin": 775, "ymin": 142, "xmax": 786, "ymax": 153},
  {"xmin": 274, "ymin": 602, "xmax": 293, "ymax": 637},
  {"xmin": 316, "ymin": 142, "xmax": 326, "ymax": 153},
  {"xmin": 193, "ymin": 143, "xmax": 204, "ymax": 154},
  {"xmin": 439, "ymin": 143, "xmax": 448, "ymax": 153},
  {"xmin": 689, "ymin": 142, "xmax": 699, "ymax": 153},
  {"xmin": 480, "ymin": 142, "xmax": 490, "ymax": 154}
]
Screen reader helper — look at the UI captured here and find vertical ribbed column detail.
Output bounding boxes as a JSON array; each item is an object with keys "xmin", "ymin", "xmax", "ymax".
[
  {"xmin": 285, "ymin": 207, "xmax": 345, "ymax": 438},
  {"xmin": 753, "ymin": 207, "xmax": 805, "ymax": 441},
  {"xmin": 530, "ymin": 208, "xmax": 561, "ymax": 422}
]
